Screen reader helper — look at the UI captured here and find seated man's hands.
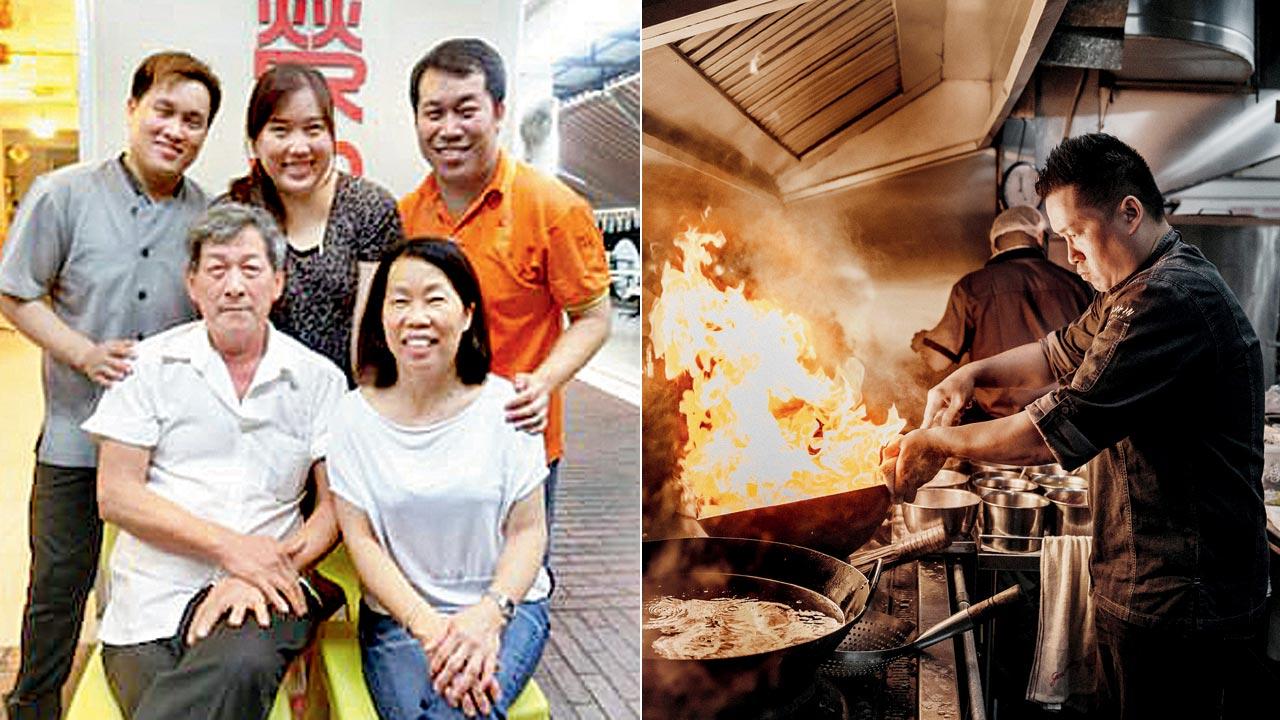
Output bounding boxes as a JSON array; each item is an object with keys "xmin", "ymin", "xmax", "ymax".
[
  {"xmin": 217, "ymin": 533, "xmax": 308, "ymax": 617},
  {"xmin": 424, "ymin": 601, "xmax": 504, "ymax": 717},
  {"xmin": 186, "ymin": 577, "xmax": 271, "ymax": 645}
]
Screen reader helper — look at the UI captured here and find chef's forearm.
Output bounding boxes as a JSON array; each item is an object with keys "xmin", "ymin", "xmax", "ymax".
[
  {"xmin": 964, "ymin": 342, "xmax": 1053, "ymax": 390},
  {"xmin": 930, "ymin": 412, "xmax": 1056, "ymax": 466}
]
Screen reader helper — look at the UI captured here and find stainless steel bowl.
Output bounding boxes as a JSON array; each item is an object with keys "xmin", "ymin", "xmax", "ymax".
[
  {"xmin": 1045, "ymin": 488, "xmax": 1091, "ymax": 536},
  {"xmin": 922, "ymin": 469, "xmax": 970, "ymax": 491},
  {"xmin": 1023, "ymin": 463, "xmax": 1065, "ymax": 480},
  {"xmin": 973, "ymin": 474, "xmax": 1039, "ymax": 498},
  {"xmin": 1034, "ymin": 474, "xmax": 1089, "ymax": 493},
  {"xmin": 904, "ymin": 489, "xmax": 981, "ymax": 538},
  {"xmin": 970, "ymin": 460, "xmax": 1024, "ymax": 474},
  {"xmin": 982, "ymin": 490, "xmax": 1049, "ymax": 552}
]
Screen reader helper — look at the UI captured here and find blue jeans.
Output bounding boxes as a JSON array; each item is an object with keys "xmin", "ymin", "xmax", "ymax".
[{"xmin": 359, "ymin": 599, "xmax": 549, "ymax": 720}]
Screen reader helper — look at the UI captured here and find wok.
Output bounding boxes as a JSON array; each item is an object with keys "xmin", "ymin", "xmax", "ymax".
[
  {"xmin": 643, "ymin": 537, "xmax": 882, "ymax": 719},
  {"xmin": 696, "ymin": 482, "xmax": 892, "ymax": 558}
]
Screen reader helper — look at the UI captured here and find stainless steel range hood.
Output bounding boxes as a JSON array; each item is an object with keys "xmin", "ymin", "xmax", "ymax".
[{"xmin": 642, "ymin": 0, "xmax": 1069, "ymax": 201}]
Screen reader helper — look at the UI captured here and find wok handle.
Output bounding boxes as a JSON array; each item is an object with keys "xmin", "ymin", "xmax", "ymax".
[
  {"xmin": 908, "ymin": 584, "xmax": 1024, "ymax": 652},
  {"xmin": 847, "ymin": 558, "xmax": 883, "ymax": 625}
]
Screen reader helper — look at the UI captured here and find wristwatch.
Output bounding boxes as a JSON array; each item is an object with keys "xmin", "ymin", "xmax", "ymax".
[{"xmin": 485, "ymin": 589, "xmax": 517, "ymax": 623}]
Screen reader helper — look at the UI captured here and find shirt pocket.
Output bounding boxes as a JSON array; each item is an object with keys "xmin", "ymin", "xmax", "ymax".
[{"xmin": 258, "ymin": 430, "xmax": 313, "ymax": 504}]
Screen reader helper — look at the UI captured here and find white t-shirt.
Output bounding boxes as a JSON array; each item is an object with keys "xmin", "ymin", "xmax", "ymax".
[
  {"xmin": 82, "ymin": 321, "xmax": 347, "ymax": 644},
  {"xmin": 327, "ymin": 376, "xmax": 550, "ymax": 613}
]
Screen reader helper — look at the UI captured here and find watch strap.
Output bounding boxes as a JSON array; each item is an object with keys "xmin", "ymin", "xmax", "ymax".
[{"xmin": 486, "ymin": 589, "xmax": 517, "ymax": 622}]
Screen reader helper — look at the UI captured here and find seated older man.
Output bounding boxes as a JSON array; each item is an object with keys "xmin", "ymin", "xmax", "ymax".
[{"xmin": 81, "ymin": 203, "xmax": 346, "ymax": 720}]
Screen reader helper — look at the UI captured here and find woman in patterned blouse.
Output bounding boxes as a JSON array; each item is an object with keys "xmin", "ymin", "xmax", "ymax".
[{"xmin": 226, "ymin": 63, "xmax": 402, "ymax": 384}]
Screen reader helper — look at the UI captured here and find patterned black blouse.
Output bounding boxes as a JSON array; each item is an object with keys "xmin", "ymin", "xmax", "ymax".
[{"xmin": 223, "ymin": 172, "xmax": 402, "ymax": 385}]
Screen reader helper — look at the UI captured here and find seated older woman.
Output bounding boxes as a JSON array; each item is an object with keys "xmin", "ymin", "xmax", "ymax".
[{"xmin": 328, "ymin": 238, "xmax": 550, "ymax": 719}]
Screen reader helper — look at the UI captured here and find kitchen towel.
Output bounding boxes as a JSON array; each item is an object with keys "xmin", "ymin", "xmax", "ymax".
[{"xmin": 1026, "ymin": 534, "xmax": 1096, "ymax": 709}]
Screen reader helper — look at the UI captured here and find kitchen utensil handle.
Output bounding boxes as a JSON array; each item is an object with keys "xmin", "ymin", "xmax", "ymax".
[
  {"xmin": 849, "ymin": 525, "xmax": 951, "ymax": 569},
  {"xmin": 865, "ymin": 557, "xmax": 884, "ymax": 597},
  {"xmin": 908, "ymin": 584, "xmax": 1024, "ymax": 651},
  {"xmin": 847, "ymin": 558, "xmax": 884, "ymax": 625}
]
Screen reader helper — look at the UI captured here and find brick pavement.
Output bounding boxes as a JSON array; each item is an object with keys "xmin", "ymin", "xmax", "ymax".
[{"xmin": 534, "ymin": 380, "xmax": 641, "ymax": 719}]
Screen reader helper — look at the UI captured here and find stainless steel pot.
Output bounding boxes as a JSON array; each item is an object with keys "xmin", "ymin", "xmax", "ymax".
[
  {"xmin": 973, "ymin": 474, "xmax": 1039, "ymax": 498},
  {"xmin": 903, "ymin": 488, "xmax": 980, "ymax": 538},
  {"xmin": 1035, "ymin": 474, "xmax": 1088, "ymax": 493},
  {"xmin": 983, "ymin": 490, "xmax": 1049, "ymax": 552},
  {"xmin": 1045, "ymin": 488, "xmax": 1091, "ymax": 536}
]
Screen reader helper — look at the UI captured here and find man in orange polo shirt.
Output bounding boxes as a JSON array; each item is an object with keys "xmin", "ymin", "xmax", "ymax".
[{"xmin": 399, "ymin": 38, "xmax": 612, "ymax": 548}]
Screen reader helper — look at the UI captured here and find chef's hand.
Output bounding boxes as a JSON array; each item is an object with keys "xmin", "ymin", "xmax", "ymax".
[
  {"xmin": 922, "ymin": 368, "xmax": 976, "ymax": 429},
  {"xmin": 505, "ymin": 373, "xmax": 550, "ymax": 434},
  {"xmin": 883, "ymin": 430, "xmax": 949, "ymax": 504},
  {"xmin": 78, "ymin": 339, "xmax": 136, "ymax": 387}
]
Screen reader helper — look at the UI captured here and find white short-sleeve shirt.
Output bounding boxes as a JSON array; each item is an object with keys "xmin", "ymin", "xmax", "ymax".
[
  {"xmin": 327, "ymin": 377, "xmax": 550, "ymax": 613},
  {"xmin": 82, "ymin": 320, "xmax": 346, "ymax": 645}
]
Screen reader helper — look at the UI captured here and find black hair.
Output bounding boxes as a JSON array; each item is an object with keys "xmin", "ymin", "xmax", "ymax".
[
  {"xmin": 1035, "ymin": 133, "xmax": 1165, "ymax": 222},
  {"xmin": 226, "ymin": 64, "xmax": 336, "ymax": 226},
  {"xmin": 408, "ymin": 38, "xmax": 506, "ymax": 111},
  {"xmin": 131, "ymin": 51, "xmax": 222, "ymax": 125},
  {"xmin": 356, "ymin": 238, "xmax": 491, "ymax": 387}
]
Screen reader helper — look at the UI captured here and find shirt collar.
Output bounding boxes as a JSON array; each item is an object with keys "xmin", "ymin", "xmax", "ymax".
[
  {"xmin": 117, "ymin": 152, "xmax": 186, "ymax": 202},
  {"xmin": 421, "ymin": 149, "xmax": 515, "ymax": 229},
  {"xmin": 986, "ymin": 246, "xmax": 1044, "ymax": 265},
  {"xmin": 162, "ymin": 321, "xmax": 295, "ymax": 389},
  {"xmin": 1106, "ymin": 228, "xmax": 1180, "ymax": 295}
]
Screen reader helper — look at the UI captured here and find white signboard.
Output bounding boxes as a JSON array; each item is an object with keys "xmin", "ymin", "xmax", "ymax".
[{"xmin": 79, "ymin": 0, "xmax": 522, "ymax": 198}]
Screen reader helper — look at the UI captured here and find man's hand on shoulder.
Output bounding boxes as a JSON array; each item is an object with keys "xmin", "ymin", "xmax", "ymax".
[
  {"xmin": 505, "ymin": 373, "xmax": 550, "ymax": 434},
  {"xmin": 186, "ymin": 577, "xmax": 270, "ymax": 645},
  {"xmin": 78, "ymin": 338, "xmax": 136, "ymax": 387}
]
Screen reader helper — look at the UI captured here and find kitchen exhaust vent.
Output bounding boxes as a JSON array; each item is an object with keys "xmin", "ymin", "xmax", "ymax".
[{"xmin": 1118, "ymin": 0, "xmax": 1255, "ymax": 85}]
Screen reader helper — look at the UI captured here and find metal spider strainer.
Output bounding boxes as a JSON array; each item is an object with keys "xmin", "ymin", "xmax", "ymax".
[{"xmin": 819, "ymin": 584, "xmax": 1024, "ymax": 676}]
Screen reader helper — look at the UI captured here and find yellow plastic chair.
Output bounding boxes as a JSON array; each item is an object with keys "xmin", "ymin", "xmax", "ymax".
[
  {"xmin": 65, "ymin": 525, "xmax": 292, "ymax": 720},
  {"xmin": 64, "ymin": 635, "xmax": 294, "ymax": 720},
  {"xmin": 315, "ymin": 544, "xmax": 550, "ymax": 720}
]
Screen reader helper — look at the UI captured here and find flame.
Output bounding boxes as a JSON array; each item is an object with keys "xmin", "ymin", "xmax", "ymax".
[{"xmin": 649, "ymin": 227, "xmax": 905, "ymax": 517}]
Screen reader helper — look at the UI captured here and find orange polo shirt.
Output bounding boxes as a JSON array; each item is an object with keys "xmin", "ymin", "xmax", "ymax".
[{"xmin": 399, "ymin": 150, "xmax": 609, "ymax": 462}]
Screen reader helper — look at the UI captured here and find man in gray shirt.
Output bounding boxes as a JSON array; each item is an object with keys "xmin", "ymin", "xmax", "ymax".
[{"xmin": 0, "ymin": 51, "xmax": 221, "ymax": 720}]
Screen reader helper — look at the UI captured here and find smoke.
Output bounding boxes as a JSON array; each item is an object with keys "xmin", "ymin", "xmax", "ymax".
[{"xmin": 643, "ymin": 162, "xmax": 934, "ymax": 421}]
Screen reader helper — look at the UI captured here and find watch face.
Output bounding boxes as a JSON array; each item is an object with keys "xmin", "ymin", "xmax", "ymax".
[{"xmin": 1002, "ymin": 163, "xmax": 1040, "ymax": 208}]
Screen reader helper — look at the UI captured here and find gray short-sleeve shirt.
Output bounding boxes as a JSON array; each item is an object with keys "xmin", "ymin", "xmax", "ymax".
[{"xmin": 0, "ymin": 156, "xmax": 207, "ymax": 467}]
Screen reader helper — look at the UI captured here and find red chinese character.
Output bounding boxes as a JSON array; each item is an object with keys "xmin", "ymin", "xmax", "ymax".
[
  {"xmin": 257, "ymin": 0, "xmax": 309, "ymax": 48},
  {"xmin": 258, "ymin": 0, "xmax": 362, "ymax": 51},
  {"xmin": 255, "ymin": 49, "xmax": 367, "ymax": 122},
  {"xmin": 336, "ymin": 141, "xmax": 363, "ymax": 177},
  {"xmin": 313, "ymin": 0, "xmax": 362, "ymax": 51}
]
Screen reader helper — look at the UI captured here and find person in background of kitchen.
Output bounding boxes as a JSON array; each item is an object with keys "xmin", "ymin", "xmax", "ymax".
[
  {"xmin": 887, "ymin": 133, "xmax": 1268, "ymax": 719},
  {"xmin": 84, "ymin": 203, "xmax": 346, "ymax": 719},
  {"xmin": 224, "ymin": 63, "xmax": 402, "ymax": 385},
  {"xmin": 397, "ymin": 38, "xmax": 612, "ymax": 551},
  {"xmin": 0, "ymin": 51, "xmax": 220, "ymax": 720},
  {"xmin": 329, "ymin": 238, "xmax": 550, "ymax": 720},
  {"xmin": 911, "ymin": 205, "xmax": 1091, "ymax": 424}
]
